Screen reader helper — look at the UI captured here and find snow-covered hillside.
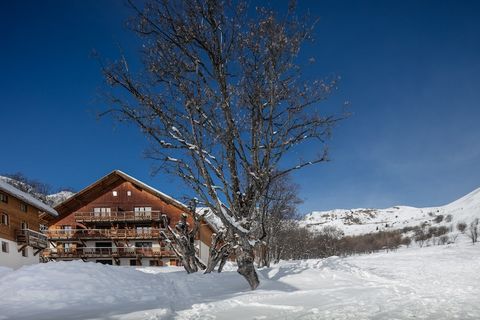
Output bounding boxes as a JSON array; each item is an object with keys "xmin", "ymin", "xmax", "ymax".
[
  {"xmin": 0, "ymin": 236, "xmax": 479, "ymax": 320},
  {"xmin": 46, "ymin": 190, "xmax": 75, "ymax": 207},
  {"xmin": 302, "ymin": 186, "xmax": 480, "ymax": 236}
]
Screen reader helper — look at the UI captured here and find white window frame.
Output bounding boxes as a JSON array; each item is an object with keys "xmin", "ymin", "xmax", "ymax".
[
  {"xmin": 94, "ymin": 208, "xmax": 111, "ymax": 217},
  {"xmin": 134, "ymin": 207, "xmax": 152, "ymax": 218},
  {"xmin": 1, "ymin": 213, "xmax": 8, "ymax": 226}
]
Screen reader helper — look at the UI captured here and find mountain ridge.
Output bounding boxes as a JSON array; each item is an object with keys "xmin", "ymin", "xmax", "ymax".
[{"xmin": 301, "ymin": 186, "xmax": 480, "ymax": 236}]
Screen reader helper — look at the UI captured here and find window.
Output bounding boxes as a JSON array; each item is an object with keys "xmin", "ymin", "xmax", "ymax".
[
  {"xmin": 40, "ymin": 224, "xmax": 48, "ymax": 232},
  {"xmin": 21, "ymin": 221, "xmax": 28, "ymax": 230},
  {"xmin": 134, "ymin": 207, "xmax": 152, "ymax": 219},
  {"xmin": 94, "ymin": 207, "xmax": 111, "ymax": 217},
  {"xmin": 112, "ymin": 191, "xmax": 118, "ymax": 197},
  {"xmin": 1, "ymin": 241, "xmax": 8, "ymax": 253},
  {"xmin": 20, "ymin": 203, "xmax": 27, "ymax": 212},
  {"xmin": 135, "ymin": 242, "xmax": 152, "ymax": 248},
  {"xmin": 0, "ymin": 193, "xmax": 7, "ymax": 203},
  {"xmin": 95, "ymin": 242, "xmax": 112, "ymax": 248},
  {"xmin": 136, "ymin": 227, "xmax": 152, "ymax": 235},
  {"xmin": 127, "ymin": 191, "xmax": 132, "ymax": 197},
  {"xmin": 21, "ymin": 247, "xmax": 28, "ymax": 257},
  {"xmin": 1, "ymin": 213, "xmax": 8, "ymax": 226},
  {"xmin": 149, "ymin": 260, "xmax": 159, "ymax": 266},
  {"xmin": 130, "ymin": 259, "xmax": 139, "ymax": 266}
]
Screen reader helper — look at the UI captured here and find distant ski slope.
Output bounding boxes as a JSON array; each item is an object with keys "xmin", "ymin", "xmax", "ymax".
[{"xmin": 302, "ymin": 186, "xmax": 480, "ymax": 236}]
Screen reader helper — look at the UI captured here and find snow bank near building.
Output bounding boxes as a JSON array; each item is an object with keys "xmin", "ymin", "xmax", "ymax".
[
  {"xmin": 1, "ymin": 239, "xmax": 479, "ymax": 320},
  {"xmin": 0, "ymin": 266, "xmax": 12, "ymax": 279}
]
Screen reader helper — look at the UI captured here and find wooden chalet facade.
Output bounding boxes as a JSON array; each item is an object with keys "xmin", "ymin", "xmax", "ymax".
[
  {"xmin": 0, "ymin": 180, "xmax": 58, "ymax": 269},
  {"xmin": 42, "ymin": 170, "xmax": 214, "ymax": 266}
]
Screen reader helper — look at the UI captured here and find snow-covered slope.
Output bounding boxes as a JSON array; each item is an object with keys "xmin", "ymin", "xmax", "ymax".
[
  {"xmin": 46, "ymin": 190, "xmax": 75, "ymax": 207},
  {"xmin": 302, "ymin": 186, "xmax": 480, "ymax": 236},
  {"xmin": 0, "ymin": 238, "xmax": 478, "ymax": 320}
]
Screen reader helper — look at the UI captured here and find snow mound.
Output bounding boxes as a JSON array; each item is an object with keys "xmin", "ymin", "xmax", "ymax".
[{"xmin": 1, "ymin": 240, "xmax": 479, "ymax": 319}]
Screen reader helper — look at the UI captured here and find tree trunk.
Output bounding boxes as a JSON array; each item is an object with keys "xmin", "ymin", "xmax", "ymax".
[
  {"xmin": 217, "ymin": 253, "xmax": 229, "ymax": 273},
  {"xmin": 236, "ymin": 240, "xmax": 259, "ymax": 290},
  {"xmin": 204, "ymin": 231, "xmax": 231, "ymax": 273}
]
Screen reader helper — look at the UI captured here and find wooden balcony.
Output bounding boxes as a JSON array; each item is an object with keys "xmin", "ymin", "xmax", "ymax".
[
  {"xmin": 75, "ymin": 210, "xmax": 164, "ymax": 223},
  {"xmin": 16, "ymin": 229, "xmax": 48, "ymax": 250},
  {"xmin": 46, "ymin": 228, "xmax": 166, "ymax": 241},
  {"xmin": 42, "ymin": 247, "xmax": 176, "ymax": 259}
]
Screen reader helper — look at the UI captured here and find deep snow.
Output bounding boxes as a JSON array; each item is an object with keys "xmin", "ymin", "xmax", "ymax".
[{"xmin": 1, "ymin": 237, "xmax": 479, "ymax": 320}]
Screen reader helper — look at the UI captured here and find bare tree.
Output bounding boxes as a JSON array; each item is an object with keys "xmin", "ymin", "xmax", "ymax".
[
  {"xmin": 256, "ymin": 174, "xmax": 302, "ymax": 267},
  {"xmin": 161, "ymin": 200, "xmax": 206, "ymax": 273},
  {"xmin": 467, "ymin": 218, "xmax": 479, "ymax": 244},
  {"xmin": 204, "ymin": 228, "xmax": 233, "ymax": 273},
  {"xmin": 101, "ymin": 0, "xmax": 342, "ymax": 289}
]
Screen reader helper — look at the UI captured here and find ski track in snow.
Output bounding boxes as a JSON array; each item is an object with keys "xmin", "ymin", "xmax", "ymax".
[{"xmin": 1, "ymin": 237, "xmax": 479, "ymax": 320}]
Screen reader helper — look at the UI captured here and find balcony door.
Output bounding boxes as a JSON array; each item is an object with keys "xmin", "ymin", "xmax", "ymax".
[{"xmin": 94, "ymin": 207, "xmax": 111, "ymax": 217}]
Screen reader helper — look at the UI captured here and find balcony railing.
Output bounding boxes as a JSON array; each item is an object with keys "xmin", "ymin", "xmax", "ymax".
[
  {"xmin": 42, "ymin": 247, "xmax": 176, "ymax": 259},
  {"xmin": 75, "ymin": 210, "xmax": 164, "ymax": 223},
  {"xmin": 16, "ymin": 229, "xmax": 48, "ymax": 249},
  {"xmin": 46, "ymin": 228, "xmax": 166, "ymax": 240}
]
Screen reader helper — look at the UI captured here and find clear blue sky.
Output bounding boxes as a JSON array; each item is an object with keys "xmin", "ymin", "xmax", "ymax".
[{"xmin": 1, "ymin": 0, "xmax": 479, "ymax": 213}]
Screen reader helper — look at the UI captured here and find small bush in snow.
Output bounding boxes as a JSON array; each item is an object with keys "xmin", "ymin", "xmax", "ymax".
[
  {"xmin": 438, "ymin": 235, "xmax": 449, "ymax": 245},
  {"xmin": 449, "ymin": 233, "xmax": 459, "ymax": 243},
  {"xmin": 445, "ymin": 214, "xmax": 453, "ymax": 223},
  {"xmin": 467, "ymin": 219, "xmax": 479, "ymax": 244},
  {"xmin": 414, "ymin": 228, "xmax": 431, "ymax": 247},
  {"xmin": 433, "ymin": 215, "xmax": 444, "ymax": 223},
  {"xmin": 402, "ymin": 226, "xmax": 415, "ymax": 233},
  {"xmin": 401, "ymin": 236, "xmax": 412, "ymax": 248},
  {"xmin": 457, "ymin": 222, "xmax": 467, "ymax": 233},
  {"xmin": 428, "ymin": 226, "xmax": 448, "ymax": 238}
]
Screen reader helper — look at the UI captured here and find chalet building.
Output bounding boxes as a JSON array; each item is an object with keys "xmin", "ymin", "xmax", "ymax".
[
  {"xmin": 42, "ymin": 170, "xmax": 214, "ymax": 266},
  {"xmin": 0, "ymin": 180, "xmax": 57, "ymax": 269}
]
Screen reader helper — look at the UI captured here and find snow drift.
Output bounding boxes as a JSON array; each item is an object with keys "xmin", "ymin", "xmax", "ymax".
[{"xmin": 1, "ymin": 237, "xmax": 479, "ymax": 320}]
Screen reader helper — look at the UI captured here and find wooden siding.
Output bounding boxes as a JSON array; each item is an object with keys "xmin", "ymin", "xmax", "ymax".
[
  {"xmin": 0, "ymin": 191, "xmax": 41, "ymax": 242},
  {"xmin": 49, "ymin": 179, "xmax": 213, "ymax": 246},
  {"xmin": 51, "ymin": 181, "xmax": 191, "ymax": 228}
]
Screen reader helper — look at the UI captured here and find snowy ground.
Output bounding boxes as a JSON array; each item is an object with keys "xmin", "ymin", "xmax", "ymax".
[{"xmin": 1, "ymin": 239, "xmax": 479, "ymax": 320}]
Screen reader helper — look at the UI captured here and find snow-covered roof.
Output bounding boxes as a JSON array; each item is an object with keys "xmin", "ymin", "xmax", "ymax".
[
  {"xmin": 0, "ymin": 180, "xmax": 58, "ymax": 217},
  {"xmin": 196, "ymin": 207, "xmax": 224, "ymax": 232}
]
